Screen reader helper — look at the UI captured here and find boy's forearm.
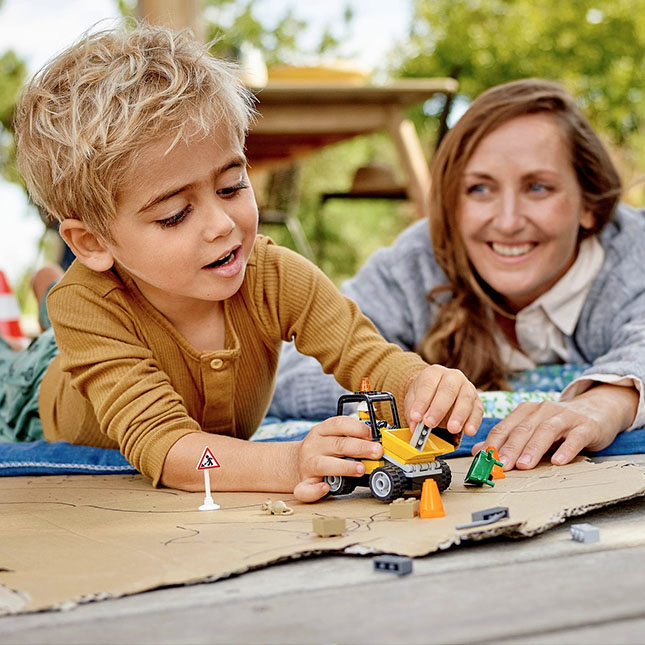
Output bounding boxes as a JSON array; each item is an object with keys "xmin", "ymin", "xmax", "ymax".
[{"xmin": 159, "ymin": 431, "xmax": 301, "ymax": 493}]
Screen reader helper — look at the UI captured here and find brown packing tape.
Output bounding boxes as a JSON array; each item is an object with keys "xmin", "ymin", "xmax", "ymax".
[{"xmin": 1, "ymin": 457, "xmax": 644, "ymax": 614}]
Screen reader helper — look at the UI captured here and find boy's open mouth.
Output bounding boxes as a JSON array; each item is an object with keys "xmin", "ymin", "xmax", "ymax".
[{"xmin": 204, "ymin": 249, "xmax": 236, "ymax": 269}]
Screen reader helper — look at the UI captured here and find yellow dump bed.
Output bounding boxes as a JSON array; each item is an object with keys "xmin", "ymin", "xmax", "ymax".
[{"xmin": 382, "ymin": 427, "xmax": 456, "ymax": 465}]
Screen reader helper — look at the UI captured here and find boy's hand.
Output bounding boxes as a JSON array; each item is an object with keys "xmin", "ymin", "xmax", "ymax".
[
  {"xmin": 293, "ymin": 416, "xmax": 383, "ymax": 503},
  {"xmin": 473, "ymin": 384, "xmax": 638, "ymax": 470},
  {"xmin": 405, "ymin": 365, "xmax": 483, "ymax": 436}
]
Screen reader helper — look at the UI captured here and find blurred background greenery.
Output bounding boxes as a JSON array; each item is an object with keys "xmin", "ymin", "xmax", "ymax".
[{"xmin": 1, "ymin": 0, "xmax": 644, "ymax": 317}]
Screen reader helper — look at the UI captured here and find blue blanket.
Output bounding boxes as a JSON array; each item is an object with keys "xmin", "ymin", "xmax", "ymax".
[
  {"xmin": 2, "ymin": 363, "xmax": 643, "ymax": 476},
  {"xmin": 1, "ymin": 417, "xmax": 644, "ymax": 477}
]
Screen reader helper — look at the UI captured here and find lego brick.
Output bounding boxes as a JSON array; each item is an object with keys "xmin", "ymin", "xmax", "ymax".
[
  {"xmin": 570, "ymin": 523, "xmax": 600, "ymax": 543},
  {"xmin": 373, "ymin": 554, "xmax": 413, "ymax": 576},
  {"xmin": 410, "ymin": 422, "xmax": 431, "ymax": 451},
  {"xmin": 312, "ymin": 516, "xmax": 346, "ymax": 537},
  {"xmin": 389, "ymin": 497, "xmax": 419, "ymax": 519},
  {"xmin": 456, "ymin": 506, "xmax": 509, "ymax": 530}
]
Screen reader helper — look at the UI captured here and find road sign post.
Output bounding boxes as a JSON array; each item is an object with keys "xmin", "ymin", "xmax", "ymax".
[{"xmin": 196, "ymin": 447, "xmax": 221, "ymax": 511}]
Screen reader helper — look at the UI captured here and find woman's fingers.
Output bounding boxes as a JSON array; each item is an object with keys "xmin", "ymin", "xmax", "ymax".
[{"xmin": 477, "ymin": 400, "xmax": 610, "ymax": 471}]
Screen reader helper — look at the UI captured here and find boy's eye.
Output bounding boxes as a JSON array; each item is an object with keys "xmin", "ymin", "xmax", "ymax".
[
  {"xmin": 218, "ymin": 182, "xmax": 249, "ymax": 198},
  {"xmin": 158, "ymin": 205, "xmax": 191, "ymax": 228}
]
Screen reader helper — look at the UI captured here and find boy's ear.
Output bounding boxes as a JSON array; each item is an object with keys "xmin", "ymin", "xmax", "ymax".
[{"xmin": 59, "ymin": 219, "xmax": 115, "ymax": 272}]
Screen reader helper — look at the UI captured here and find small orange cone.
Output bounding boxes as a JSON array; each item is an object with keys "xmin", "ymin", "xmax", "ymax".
[
  {"xmin": 359, "ymin": 376, "xmax": 372, "ymax": 392},
  {"xmin": 419, "ymin": 478, "xmax": 445, "ymax": 518},
  {"xmin": 487, "ymin": 445, "xmax": 506, "ymax": 479},
  {"xmin": 0, "ymin": 270, "xmax": 24, "ymax": 344}
]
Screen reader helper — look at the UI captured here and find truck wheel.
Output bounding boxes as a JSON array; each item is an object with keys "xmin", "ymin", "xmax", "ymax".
[
  {"xmin": 324, "ymin": 475, "xmax": 357, "ymax": 496},
  {"xmin": 432, "ymin": 458, "xmax": 452, "ymax": 492},
  {"xmin": 369, "ymin": 465, "xmax": 407, "ymax": 501}
]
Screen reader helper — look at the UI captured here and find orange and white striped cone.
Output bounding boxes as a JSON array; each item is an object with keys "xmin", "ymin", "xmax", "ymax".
[{"xmin": 0, "ymin": 270, "xmax": 24, "ymax": 345}]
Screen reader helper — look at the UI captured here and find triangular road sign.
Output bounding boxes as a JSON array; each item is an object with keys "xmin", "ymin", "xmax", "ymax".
[{"xmin": 196, "ymin": 446, "xmax": 220, "ymax": 470}]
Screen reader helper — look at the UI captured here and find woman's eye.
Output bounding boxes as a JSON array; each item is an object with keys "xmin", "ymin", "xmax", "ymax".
[
  {"xmin": 218, "ymin": 182, "xmax": 249, "ymax": 198},
  {"xmin": 158, "ymin": 206, "xmax": 191, "ymax": 228},
  {"xmin": 528, "ymin": 182, "xmax": 550, "ymax": 193},
  {"xmin": 466, "ymin": 183, "xmax": 489, "ymax": 195}
]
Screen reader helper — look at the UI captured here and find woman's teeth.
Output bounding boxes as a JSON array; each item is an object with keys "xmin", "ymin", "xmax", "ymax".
[{"xmin": 490, "ymin": 242, "xmax": 535, "ymax": 257}]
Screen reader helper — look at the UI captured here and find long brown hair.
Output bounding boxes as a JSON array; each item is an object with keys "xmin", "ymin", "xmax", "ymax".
[{"xmin": 418, "ymin": 79, "xmax": 622, "ymax": 390}]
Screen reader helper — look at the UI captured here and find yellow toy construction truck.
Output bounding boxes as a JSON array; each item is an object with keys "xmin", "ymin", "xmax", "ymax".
[{"xmin": 324, "ymin": 387, "xmax": 462, "ymax": 502}]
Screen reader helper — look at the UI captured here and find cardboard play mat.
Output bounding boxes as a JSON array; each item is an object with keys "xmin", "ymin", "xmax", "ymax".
[{"xmin": 1, "ymin": 456, "xmax": 644, "ymax": 614}]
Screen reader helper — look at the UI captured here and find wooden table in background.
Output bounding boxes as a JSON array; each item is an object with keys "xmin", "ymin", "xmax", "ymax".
[{"xmin": 246, "ymin": 78, "xmax": 458, "ymax": 220}]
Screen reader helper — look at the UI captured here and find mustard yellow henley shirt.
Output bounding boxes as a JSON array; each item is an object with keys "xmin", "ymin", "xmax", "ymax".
[{"xmin": 39, "ymin": 236, "xmax": 426, "ymax": 484}]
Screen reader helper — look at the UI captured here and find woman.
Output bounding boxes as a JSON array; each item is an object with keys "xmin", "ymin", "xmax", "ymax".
[{"xmin": 269, "ymin": 78, "xmax": 645, "ymax": 471}]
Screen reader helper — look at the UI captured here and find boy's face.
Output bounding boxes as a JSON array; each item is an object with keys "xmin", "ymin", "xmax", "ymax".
[{"xmin": 105, "ymin": 127, "xmax": 258, "ymax": 315}]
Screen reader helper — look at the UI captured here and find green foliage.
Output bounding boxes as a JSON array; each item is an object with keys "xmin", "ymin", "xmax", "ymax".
[
  {"xmin": 0, "ymin": 50, "xmax": 27, "ymax": 186},
  {"xmin": 203, "ymin": 0, "xmax": 353, "ymax": 64},
  {"xmin": 395, "ymin": 0, "xmax": 645, "ymax": 146},
  {"xmin": 260, "ymin": 133, "xmax": 415, "ymax": 285}
]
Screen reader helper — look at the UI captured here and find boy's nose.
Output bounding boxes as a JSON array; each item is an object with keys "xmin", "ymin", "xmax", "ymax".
[{"xmin": 203, "ymin": 205, "xmax": 235, "ymax": 240}]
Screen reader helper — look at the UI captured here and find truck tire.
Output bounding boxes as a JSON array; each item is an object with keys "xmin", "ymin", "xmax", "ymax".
[
  {"xmin": 432, "ymin": 458, "xmax": 452, "ymax": 492},
  {"xmin": 324, "ymin": 475, "xmax": 357, "ymax": 496},
  {"xmin": 369, "ymin": 465, "xmax": 407, "ymax": 501}
]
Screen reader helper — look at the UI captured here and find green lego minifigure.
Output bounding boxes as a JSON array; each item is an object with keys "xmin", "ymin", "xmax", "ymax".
[{"xmin": 464, "ymin": 449, "xmax": 504, "ymax": 487}]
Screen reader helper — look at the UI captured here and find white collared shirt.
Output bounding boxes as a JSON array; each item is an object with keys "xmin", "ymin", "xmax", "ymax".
[{"xmin": 496, "ymin": 237, "xmax": 643, "ymax": 430}]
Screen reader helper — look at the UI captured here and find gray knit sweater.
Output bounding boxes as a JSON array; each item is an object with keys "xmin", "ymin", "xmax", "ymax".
[{"xmin": 269, "ymin": 203, "xmax": 645, "ymax": 422}]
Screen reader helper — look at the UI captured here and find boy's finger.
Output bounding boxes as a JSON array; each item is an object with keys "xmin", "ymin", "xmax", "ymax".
[
  {"xmin": 463, "ymin": 403, "xmax": 484, "ymax": 436},
  {"xmin": 405, "ymin": 369, "xmax": 441, "ymax": 424},
  {"xmin": 303, "ymin": 454, "xmax": 367, "ymax": 483},
  {"xmin": 325, "ymin": 435, "xmax": 383, "ymax": 461},
  {"xmin": 443, "ymin": 386, "xmax": 482, "ymax": 434},
  {"xmin": 294, "ymin": 478, "xmax": 329, "ymax": 503},
  {"xmin": 421, "ymin": 373, "xmax": 463, "ymax": 428},
  {"xmin": 316, "ymin": 416, "xmax": 372, "ymax": 439}
]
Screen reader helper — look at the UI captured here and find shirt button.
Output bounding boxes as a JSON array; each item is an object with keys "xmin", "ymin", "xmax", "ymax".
[{"xmin": 210, "ymin": 358, "xmax": 224, "ymax": 370}]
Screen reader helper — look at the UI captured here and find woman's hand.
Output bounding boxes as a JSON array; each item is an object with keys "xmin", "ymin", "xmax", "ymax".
[
  {"xmin": 474, "ymin": 383, "xmax": 639, "ymax": 469},
  {"xmin": 404, "ymin": 365, "xmax": 484, "ymax": 437},
  {"xmin": 293, "ymin": 416, "xmax": 383, "ymax": 503}
]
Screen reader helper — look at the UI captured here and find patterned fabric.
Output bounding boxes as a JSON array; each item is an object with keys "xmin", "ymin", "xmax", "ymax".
[{"xmin": 0, "ymin": 329, "xmax": 58, "ymax": 442}]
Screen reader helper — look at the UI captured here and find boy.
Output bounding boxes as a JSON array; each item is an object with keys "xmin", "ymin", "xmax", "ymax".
[{"xmin": 14, "ymin": 24, "xmax": 483, "ymax": 502}]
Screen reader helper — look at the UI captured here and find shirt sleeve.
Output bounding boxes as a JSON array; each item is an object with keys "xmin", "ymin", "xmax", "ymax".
[
  {"xmin": 565, "ymin": 232, "xmax": 645, "ymax": 432},
  {"xmin": 264, "ymin": 226, "xmax": 440, "ymax": 420},
  {"xmin": 256, "ymin": 241, "xmax": 428, "ymax": 418},
  {"xmin": 560, "ymin": 374, "xmax": 644, "ymax": 431},
  {"xmin": 47, "ymin": 281, "xmax": 201, "ymax": 483}
]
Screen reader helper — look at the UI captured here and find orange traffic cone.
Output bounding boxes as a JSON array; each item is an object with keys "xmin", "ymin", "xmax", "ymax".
[
  {"xmin": 487, "ymin": 446, "xmax": 506, "ymax": 479},
  {"xmin": 419, "ymin": 478, "xmax": 445, "ymax": 518},
  {"xmin": 0, "ymin": 270, "xmax": 24, "ymax": 345}
]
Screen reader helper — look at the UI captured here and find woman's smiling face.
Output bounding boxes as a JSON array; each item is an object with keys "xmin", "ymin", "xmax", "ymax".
[{"xmin": 457, "ymin": 113, "xmax": 594, "ymax": 312}]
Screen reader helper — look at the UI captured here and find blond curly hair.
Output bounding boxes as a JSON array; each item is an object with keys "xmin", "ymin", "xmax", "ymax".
[{"xmin": 14, "ymin": 22, "xmax": 256, "ymax": 241}]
